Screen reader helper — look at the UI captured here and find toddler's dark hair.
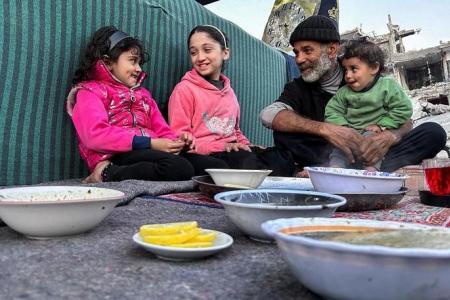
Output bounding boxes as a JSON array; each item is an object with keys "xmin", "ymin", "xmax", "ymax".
[
  {"xmin": 73, "ymin": 26, "xmax": 148, "ymax": 84},
  {"xmin": 342, "ymin": 39, "xmax": 385, "ymax": 74}
]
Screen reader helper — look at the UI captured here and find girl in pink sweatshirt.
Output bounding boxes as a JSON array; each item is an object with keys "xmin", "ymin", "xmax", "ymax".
[
  {"xmin": 169, "ymin": 25, "xmax": 267, "ymax": 170},
  {"xmin": 67, "ymin": 26, "xmax": 225, "ymax": 183}
]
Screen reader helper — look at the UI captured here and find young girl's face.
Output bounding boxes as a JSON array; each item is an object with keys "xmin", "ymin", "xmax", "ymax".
[
  {"xmin": 189, "ymin": 32, "xmax": 229, "ymax": 80},
  {"xmin": 342, "ymin": 57, "xmax": 379, "ymax": 92},
  {"xmin": 106, "ymin": 48, "xmax": 142, "ymax": 88}
]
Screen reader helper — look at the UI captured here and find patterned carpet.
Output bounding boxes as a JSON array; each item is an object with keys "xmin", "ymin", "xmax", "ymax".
[
  {"xmin": 151, "ymin": 192, "xmax": 223, "ymax": 209},
  {"xmin": 335, "ymin": 196, "xmax": 450, "ymax": 227},
  {"xmin": 151, "ymin": 192, "xmax": 450, "ymax": 227}
]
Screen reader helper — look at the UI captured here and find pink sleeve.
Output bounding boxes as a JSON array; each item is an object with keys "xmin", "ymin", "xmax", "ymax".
[
  {"xmin": 146, "ymin": 92, "xmax": 177, "ymax": 139},
  {"xmin": 72, "ymin": 90, "xmax": 134, "ymax": 153},
  {"xmin": 194, "ymin": 142, "xmax": 225, "ymax": 155},
  {"xmin": 168, "ymin": 87, "xmax": 195, "ymax": 137},
  {"xmin": 234, "ymin": 106, "xmax": 250, "ymax": 145},
  {"xmin": 169, "ymin": 87, "xmax": 226, "ymax": 155}
]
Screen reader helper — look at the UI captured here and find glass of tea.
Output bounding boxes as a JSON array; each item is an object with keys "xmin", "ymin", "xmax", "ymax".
[{"xmin": 422, "ymin": 158, "xmax": 450, "ymax": 195}]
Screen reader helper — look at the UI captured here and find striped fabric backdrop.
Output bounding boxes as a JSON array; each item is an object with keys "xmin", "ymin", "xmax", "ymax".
[{"xmin": 0, "ymin": 0, "xmax": 286, "ymax": 185}]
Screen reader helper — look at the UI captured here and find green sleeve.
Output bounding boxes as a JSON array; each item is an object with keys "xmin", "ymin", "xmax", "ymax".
[
  {"xmin": 377, "ymin": 79, "xmax": 413, "ymax": 128},
  {"xmin": 325, "ymin": 88, "xmax": 350, "ymax": 126}
]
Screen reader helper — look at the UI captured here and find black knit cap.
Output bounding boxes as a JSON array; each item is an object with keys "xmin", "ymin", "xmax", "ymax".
[{"xmin": 289, "ymin": 15, "xmax": 340, "ymax": 45}]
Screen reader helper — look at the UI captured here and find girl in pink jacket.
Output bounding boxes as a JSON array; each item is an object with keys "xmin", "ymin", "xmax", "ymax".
[
  {"xmin": 169, "ymin": 25, "xmax": 267, "ymax": 170},
  {"xmin": 67, "ymin": 26, "xmax": 225, "ymax": 183}
]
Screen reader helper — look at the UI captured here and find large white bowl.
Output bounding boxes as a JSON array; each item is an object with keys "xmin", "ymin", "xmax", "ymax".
[
  {"xmin": 262, "ymin": 218, "xmax": 450, "ymax": 300},
  {"xmin": 0, "ymin": 186, "xmax": 125, "ymax": 238},
  {"xmin": 214, "ymin": 189, "xmax": 346, "ymax": 242},
  {"xmin": 205, "ymin": 169, "xmax": 272, "ymax": 188},
  {"xmin": 305, "ymin": 167, "xmax": 407, "ymax": 194}
]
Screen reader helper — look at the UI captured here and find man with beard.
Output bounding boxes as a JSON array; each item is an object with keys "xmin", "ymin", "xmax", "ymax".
[{"xmin": 259, "ymin": 15, "xmax": 447, "ymax": 176}]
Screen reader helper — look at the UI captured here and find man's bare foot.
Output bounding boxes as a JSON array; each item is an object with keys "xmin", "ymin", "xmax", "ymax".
[
  {"xmin": 329, "ymin": 164, "xmax": 344, "ymax": 168},
  {"xmin": 364, "ymin": 166, "xmax": 378, "ymax": 172},
  {"xmin": 82, "ymin": 160, "xmax": 111, "ymax": 183},
  {"xmin": 295, "ymin": 170, "xmax": 309, "ymax": 178}
]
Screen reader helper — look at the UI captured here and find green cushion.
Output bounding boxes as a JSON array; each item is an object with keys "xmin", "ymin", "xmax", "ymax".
[{"xmin": 0, "ymin": 0, "xmax": 286, "ymax": 185}]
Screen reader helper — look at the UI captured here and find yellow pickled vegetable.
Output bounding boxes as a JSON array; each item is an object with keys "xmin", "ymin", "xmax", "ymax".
[
  {"xmin": 142, "ymin": 227, "xmax": 200, "ymax": 245},
  {"xmin": 139, "ymin": 221, "xmax": 198, "ymax": 236},
  {"xmin": 187, "ymin": 230, "xmax": 217, "ymax": 243},
  {"xmin": 138, "ymin": 221, "xmax": 217, "ymax": 247}
]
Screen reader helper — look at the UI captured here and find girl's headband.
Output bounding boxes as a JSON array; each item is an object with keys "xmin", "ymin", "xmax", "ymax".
[
  {"xmin": 109, "ymin": 30, "xmax": 130, "ymax": 50},
  {"xmin": 202, "ymin": 25, "xmax": 228, "ymax": 49}
]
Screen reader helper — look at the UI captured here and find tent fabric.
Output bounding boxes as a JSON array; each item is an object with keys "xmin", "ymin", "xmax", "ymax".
[{"xmin": 0, "ymin": 0, "xmax": 286, "ymax": 185}]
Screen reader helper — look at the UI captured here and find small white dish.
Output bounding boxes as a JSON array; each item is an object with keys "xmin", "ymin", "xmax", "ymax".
[
  {"xmin": 259, "ymin": 177, "xmax": 314, "ymax": 190},
  {"xmin": 133, "ymin": 229, "xmax": 233, "ymax": 261},
  {"xmin": 205, "ymin": 169, "xmax": 272, "ymax": 188}
]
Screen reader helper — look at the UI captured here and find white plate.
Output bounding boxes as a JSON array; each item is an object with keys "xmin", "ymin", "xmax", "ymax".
[
  {"xmin": 133, "ymin": 229, "xmax": 233, "ymax": 261},
  {"xmin": 259, "ymin": 177, "xmax": 314, "ymax": 190}
]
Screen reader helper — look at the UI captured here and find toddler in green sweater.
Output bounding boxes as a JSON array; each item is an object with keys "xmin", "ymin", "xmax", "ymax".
[{"xmin": 325, "ymin": 40, "xmax": 412, "ymax": 171}]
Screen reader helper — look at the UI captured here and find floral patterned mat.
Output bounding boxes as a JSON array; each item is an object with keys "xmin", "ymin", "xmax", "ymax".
[
  {"xmin": 150, "ymin": 193, "xmax": 450, "ymax": 227},
  {"xmin": 335, "ymin": 196, "xmax": 450, "ymax": 227},
  {"xmin": 150, "ymin": 192, "xmax": 223, "ymax": 209}
]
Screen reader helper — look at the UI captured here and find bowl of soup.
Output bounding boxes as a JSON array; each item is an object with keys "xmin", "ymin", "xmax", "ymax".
[{"xmin": 262, "ymin": 217, "xmax": 450, "ymax": 300}]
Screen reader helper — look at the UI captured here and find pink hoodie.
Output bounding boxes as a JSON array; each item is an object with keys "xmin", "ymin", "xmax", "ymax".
[
  {"xmin": 66, "ymin": 60, "xmax": 177, "ymax": 171},
  {"xmin": 168, "ymin": 69, "xmax": 250, "ymax": 155}
]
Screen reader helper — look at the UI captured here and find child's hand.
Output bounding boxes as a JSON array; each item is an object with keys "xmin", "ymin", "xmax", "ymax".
[
  {"xmin": 365, "ymin": 124, "xmax": 382, "ymax": 133},
  {"xmin": 178, "ymin": 132, "xmax": 196, "ymax": 151},
  {"xmin": 151, "ymin": 138, "xmax": 185, "ymax": 154},
  {"xmin": 224, "ymin": 143, "xmax": 251, "ymax": 152}
]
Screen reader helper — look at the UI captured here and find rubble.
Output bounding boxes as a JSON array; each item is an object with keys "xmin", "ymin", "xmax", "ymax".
[{"xmin": 409, "ymin": 82, "xmax": 450, "ymax": 150}]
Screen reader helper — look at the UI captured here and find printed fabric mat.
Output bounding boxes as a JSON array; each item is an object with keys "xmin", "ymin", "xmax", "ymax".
[{"xmin": 149, "ymin": 192, "xmax": 450, "ymax": 227}]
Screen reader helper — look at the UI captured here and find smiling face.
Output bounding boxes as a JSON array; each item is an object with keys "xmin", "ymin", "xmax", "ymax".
[
  {"xmin": 342, "ymin": 57, "xmax": 379, "ymax": 92},
  {"xmin": 292, "ymin": 40, "xmax": 337, "ymax": 82},
  {"xmin": 189, "ymin": 32, "xmax": 229, "ymax": 80},
  {"xmin": 106, "ymin": 48, "xmax": 142, "ymax": 88}
]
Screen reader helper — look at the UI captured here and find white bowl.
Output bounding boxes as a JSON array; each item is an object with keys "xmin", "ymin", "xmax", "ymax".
[
  {"xmin": 0, "ymin": 186, "xmax": 125, "ymax": 238},
  {"xmin": 133, "ymin": 229, "xmax": 233, "ymax": 261},
  {"xmin": 214, "ymin": 189, "xmax": 346, "ymax": 242},
  {"xmin": 305, "ymin": 167, "xmax": 407, "ymax": 194},
  {"xmin": 258, "ymin": 177, "xmax": 314, "ymax": 190},
  {"xmin": 262, "ymin": 218, "xmax": 450, "ymax": 300},
  {"xmin": 205, "ymin": 169, "xmax": 272, "ymax": 188}
]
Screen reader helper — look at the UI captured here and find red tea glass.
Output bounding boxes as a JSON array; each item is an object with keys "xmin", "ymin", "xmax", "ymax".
[{"xmin": 423, "ymin": 158, "xmax": 450, "ymax": 195}]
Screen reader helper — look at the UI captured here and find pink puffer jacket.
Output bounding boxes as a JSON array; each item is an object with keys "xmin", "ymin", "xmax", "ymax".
[{"xmin": 67, "ymin": 60, "xmax": 177, "ymax": 171}]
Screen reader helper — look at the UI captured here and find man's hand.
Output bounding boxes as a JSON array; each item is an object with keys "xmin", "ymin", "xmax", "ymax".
[
  {"xmin": 151, "ymin": 138, "xmax": 185, "ymax": 154},
  {"xmin": 365, "ymin": 124, "xmax": 382, "ymax": 133},
  {"xmin": 359, "ymin": 121, "xmax": 411, "ymax": 166},
  {"xmin": 319, "ymin": 123, "xmax": 363, "ymax": 164},
  {"xmin": 224, "ymin": 142, "xmax": 251, "ymax": 152},
  {"xmin": 359, "ymin": 130, "xmax": 398, "ymax": 166}
]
